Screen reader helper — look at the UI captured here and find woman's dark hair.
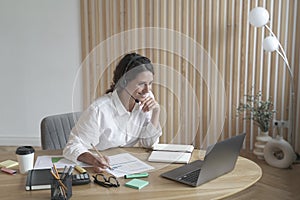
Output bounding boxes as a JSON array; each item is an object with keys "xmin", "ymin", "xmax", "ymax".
[{"xmin": 106, "ymin": 53, "xmax": 154, "ymax": 93}]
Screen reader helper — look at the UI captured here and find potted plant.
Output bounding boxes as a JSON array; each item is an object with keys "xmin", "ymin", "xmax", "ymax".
[
  {"xmin": 237, "ymin": 91, "xmax": 276, "ymax": 132},
  {"xmin": 237, "ymin": 91, "xmax": 276, "ymax": 159}
]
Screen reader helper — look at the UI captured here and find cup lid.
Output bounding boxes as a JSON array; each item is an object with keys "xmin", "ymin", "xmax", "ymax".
[{"xmin": 16, "ymin": 146, "xmax": 35, "ymax": 155}]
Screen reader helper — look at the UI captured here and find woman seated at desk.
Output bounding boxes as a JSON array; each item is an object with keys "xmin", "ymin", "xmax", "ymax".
[{"xmin": 63, "ymin": 53, "xmax": 162, "ymax": 172}]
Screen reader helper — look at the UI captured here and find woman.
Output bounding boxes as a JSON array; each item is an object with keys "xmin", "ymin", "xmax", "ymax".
[{"xmin": 63, "ymin": 53, "xmax": 162, "ymax": 172}]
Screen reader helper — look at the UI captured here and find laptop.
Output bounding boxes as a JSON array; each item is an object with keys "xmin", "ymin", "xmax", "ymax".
[{"xmin": 160, "ymin": 133, "xmax": 246, "ymax": 187}]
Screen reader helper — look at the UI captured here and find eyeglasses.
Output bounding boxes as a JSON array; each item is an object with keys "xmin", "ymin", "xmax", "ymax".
[{"xmin": 92, "ymin": 174, "xmax": 120, "ymax": 188}]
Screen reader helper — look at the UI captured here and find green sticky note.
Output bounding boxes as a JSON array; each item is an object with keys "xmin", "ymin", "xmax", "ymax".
[
  {"xmin": 51, "ymin": 157, "xmax": 63, "ymax": 163},
  {"xmin": 125, "ymin": 179, "xmax": 149, "ymax": 189}
]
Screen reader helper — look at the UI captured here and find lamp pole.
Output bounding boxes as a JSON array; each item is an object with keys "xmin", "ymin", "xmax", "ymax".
[
  {"xmin": 262, "ymin": 25, "xmax": 295, "ymax": 149},
  {"xmin": 249, "ymin": 7, "xmax": 295, "ymax": 149}
]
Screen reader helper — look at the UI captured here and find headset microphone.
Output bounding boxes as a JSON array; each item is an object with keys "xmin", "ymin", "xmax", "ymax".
[
  {"xmin": 133, "ymin": 97, "xmax": 140, "ymax": 104},
  {"xmin": 124, "ymin": 88, "xmax": 139, "ymax": 103}
]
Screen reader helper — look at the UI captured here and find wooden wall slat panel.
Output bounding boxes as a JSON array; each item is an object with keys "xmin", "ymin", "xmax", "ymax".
[{"xmin": 80, "ymin": 0, "xmax": 300, "ymax": 153}]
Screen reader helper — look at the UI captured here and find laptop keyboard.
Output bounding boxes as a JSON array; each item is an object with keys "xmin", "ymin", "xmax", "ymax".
[{"xmin": 178, "ymin": 169, "xmax": 201, "ymax": 183}]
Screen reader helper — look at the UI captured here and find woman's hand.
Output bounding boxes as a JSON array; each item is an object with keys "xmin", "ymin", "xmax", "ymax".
[
  {"xmin": 141, "ymin": 96, "xmax": 160, "ymax": 113},
  {"xmin": 77, "ymin": 152, "xmax": 111, "ymax": 173},
  {"xmin": 141, "ymin": 96, "xmax": 160, "ymax": 129},
  {"xmin": 92, "ymin": 155, "xmax": 111, "ymax": 173}
]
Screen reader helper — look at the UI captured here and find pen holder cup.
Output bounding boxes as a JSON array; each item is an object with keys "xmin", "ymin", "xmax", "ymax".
[{"xmin": 51, "ymin": 175, "xmax": 72, "ymax": 200}]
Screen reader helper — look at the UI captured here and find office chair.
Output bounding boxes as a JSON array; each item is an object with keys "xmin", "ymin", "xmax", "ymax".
[{"xmin": 40, "ymin": 112, "xmax": 81, "ymax": 150}]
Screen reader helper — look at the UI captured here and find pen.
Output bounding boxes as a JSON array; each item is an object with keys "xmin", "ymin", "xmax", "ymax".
[
  {"xmin": 62, "ymin": 166, "xmax": 74, "ymax": 182},
  {"xmin": 62, "ymin": 165, "xmax": 68, "ymax": 174},
  {"xmin": 90, "ymin": 143, "xmax": 112, "ymax": 169},
  {"xmin": 60, "ymin": 165, "xmax": 68, "ymax": 180},
  {"xmin": 67, "ymin": 166, "xmax": 74, "ymax": 176}
]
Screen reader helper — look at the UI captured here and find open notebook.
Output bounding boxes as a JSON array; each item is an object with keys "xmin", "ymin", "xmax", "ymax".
[
  {"xmin": 148, "ymin": 144, "xmax": 194, "ymax": 164},
  {"xmin": 152, "ymin": 144, "xmax": 194, "ymax": 152}
]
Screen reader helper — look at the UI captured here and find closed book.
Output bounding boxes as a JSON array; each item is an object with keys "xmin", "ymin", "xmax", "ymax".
[{"xmin": 25, "ymin": 169, "xmax": 52, "ymax": 191}]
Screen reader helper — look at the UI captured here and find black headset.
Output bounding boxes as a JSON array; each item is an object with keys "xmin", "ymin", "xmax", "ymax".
[
  {"xmin": 121, "ymin": 55, "xmax": 144, "ymax": 87},
  {"xmin": 120, "ymin": 55, "xmax": 145, "ymax": 103}
]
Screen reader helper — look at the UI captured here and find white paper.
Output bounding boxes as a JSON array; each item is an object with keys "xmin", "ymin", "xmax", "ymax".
[
  {"xmin": 106, "ymin": 153, "xmax": 154, "ymax": 177},
  {"xmin": 34, "ymin": 153, "xmax": 154, "ymax": 178},
  {"xmin": 34, "ymin": 155, "xmax": 91, "ymax": 169}
]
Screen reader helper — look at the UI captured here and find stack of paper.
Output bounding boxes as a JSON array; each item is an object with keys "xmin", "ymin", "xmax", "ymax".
[{"xmin": 148, "ymin": 144, "xmax": 194, "ymax": 164}]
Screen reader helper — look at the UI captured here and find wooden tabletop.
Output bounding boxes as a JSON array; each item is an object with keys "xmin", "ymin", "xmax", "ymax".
[{"xmin": 0, "ymin": 147, "xmax": 262, "ymax": 200}]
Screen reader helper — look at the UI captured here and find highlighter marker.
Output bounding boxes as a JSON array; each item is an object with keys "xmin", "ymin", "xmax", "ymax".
[
  {"xmin": 124, "ymin": 172, "xmax": 149, "ymax": 179},
  {"xmin": 75, "ymin": 165, "xmax": 87, "ymax": 174}
]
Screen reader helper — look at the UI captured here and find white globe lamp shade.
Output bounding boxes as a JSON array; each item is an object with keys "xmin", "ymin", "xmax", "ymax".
[
  {"xmin": 263, "ymin": 36, "xmax": 279, "ymax": 52},
  {"xmin": 249, "ymin": 7, "xmax": 269, "ymax": 27}
]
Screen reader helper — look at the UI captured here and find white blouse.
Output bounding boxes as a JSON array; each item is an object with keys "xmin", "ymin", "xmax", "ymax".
[{"xmin": 63, "ymin": 90, "xmax": 162, "ymax": 163}]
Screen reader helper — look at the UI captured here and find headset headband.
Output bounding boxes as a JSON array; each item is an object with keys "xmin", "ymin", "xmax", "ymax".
[{"xmin": 124, "ymin": 55, "xmax": 144, "ymax": 75}]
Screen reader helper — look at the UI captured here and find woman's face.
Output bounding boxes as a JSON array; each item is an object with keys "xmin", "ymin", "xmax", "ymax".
[{"xmin": 126, "ymin": 71, "xmax": 153, "ymax": 102}]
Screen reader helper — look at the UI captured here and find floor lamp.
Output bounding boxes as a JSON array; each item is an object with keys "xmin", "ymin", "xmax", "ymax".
[{"xmin": 249, "ymin": 7, "xmax": 297, "ymax": 167}]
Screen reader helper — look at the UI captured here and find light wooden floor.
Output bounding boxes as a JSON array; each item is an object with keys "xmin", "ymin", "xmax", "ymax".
[
  {"xmin": 1, "ymin": 146, "xmax": 299, "ymax": 199},
  {"xmin": 226, "ymin": 150, "xmax": 300, "ymax": 200}
]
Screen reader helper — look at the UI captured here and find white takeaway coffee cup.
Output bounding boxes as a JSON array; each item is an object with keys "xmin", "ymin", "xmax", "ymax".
[{"xmin": 16, "ymin": 146, "xmax": 35, "ymax": 174}]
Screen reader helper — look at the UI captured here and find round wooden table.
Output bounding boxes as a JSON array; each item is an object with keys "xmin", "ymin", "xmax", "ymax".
[{"xmin": 0, "ymin": 147, "xmax": 262, "ymax": 200}]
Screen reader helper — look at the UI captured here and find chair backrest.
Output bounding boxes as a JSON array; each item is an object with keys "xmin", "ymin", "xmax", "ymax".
[{"xmin": 40, "ymin": 112, "xmax": 81, "ymax": 150}]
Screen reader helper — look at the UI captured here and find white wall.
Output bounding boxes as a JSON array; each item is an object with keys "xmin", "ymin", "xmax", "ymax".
[{"xmin": 0, "ymin": 0, "xmax": 82, "ymax": 146}]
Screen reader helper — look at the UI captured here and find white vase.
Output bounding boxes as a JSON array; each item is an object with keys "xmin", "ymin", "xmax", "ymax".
[
  {"xmin": 264, "ymin": 135, "xmax": 297, "ymax": 168},
  {"xmin": 253, "ymin": 131, "xmax": 272, "ymax": 160}
]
